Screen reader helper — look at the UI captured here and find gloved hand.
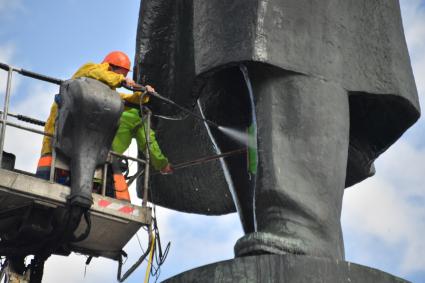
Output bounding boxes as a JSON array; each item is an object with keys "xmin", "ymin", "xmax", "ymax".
[
  {"xmin": 145, "ymin": 84, "xmax": 155, "ymax": 93},
  {"xmin": 124, "ymin": 77, "xmax": 137, "ymax": 87},
  {"xmin": 160, "ymin": 163, "xmax": 174, "ymax": 175}
]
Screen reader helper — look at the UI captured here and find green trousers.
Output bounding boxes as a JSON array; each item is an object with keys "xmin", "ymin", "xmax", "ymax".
[{"xmin": 112, "ymin": 108, "xmax": 169, "ymax": 171}]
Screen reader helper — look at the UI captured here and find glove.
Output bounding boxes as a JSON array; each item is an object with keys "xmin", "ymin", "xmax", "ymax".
[{"xmin": 160, "ymin": 163, "xmax": 174, "ymax": 175}]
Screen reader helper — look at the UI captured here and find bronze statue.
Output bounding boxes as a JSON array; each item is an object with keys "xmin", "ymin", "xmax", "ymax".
[{"xmin": 135, "ymin": 0, "xmax": 420, "ymax": 260}]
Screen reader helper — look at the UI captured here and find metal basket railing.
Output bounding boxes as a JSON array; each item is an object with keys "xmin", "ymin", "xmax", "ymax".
[{"xmin": 0, "ymin": 62, "xmax": 149, "ymax": 204}]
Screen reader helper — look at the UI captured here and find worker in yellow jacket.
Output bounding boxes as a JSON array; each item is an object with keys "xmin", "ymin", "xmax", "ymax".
[{"xmin": 37, "ymin": 51, "xmax": 172, "ymax": 201}]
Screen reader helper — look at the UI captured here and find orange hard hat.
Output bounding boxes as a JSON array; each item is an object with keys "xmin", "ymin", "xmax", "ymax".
[{"xmin": 102, "ymin": 51, "xmax": 131, "ymax": 71}]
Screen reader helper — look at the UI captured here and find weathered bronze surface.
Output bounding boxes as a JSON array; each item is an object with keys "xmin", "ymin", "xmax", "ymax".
[{"xmin": 135, "ymin": 0, "xmax": 420, "ymax": 259}]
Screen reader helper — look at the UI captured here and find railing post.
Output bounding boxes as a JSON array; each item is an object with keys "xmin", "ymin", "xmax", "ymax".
[
  {"xmin": 102, "ymin": 162, "xmax": 108, "ymax": 196},
  {"xmin": 0, "ymin": 68, "xmax": 13, "ymax": 166},
  {"xmin": 49, "ymin": 124, "xmax": 58, "ymax": 182},
  {"xmin": 142, "ymin": 110, "xmax": 151, "ymax": 207},
  {"xmin": 49, "ymin": 148, "xmax": 56, "ymax": 182}
]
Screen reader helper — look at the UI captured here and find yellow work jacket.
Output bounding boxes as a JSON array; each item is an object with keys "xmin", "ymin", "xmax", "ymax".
[{"xmin": 41, "ymin": 62, "xmax": 145, "ymax": 155}]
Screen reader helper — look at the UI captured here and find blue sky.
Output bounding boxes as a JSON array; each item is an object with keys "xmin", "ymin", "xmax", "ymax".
[{"xmin": 1, "ymin": 0, "xmax": 424, "ymax": 282}]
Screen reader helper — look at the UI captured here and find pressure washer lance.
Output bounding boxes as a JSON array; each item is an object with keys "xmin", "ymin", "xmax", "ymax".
[
  {"xmin": 122, "ymin": 83, "xmax": 221, "ymax": 129},
  {"xmin": 150, "ymin": 148, "xmax": 246, "ymax": 176},
  {"xmin": 127, "ymin": 148, "xmax": 246, "ymax": 184}
]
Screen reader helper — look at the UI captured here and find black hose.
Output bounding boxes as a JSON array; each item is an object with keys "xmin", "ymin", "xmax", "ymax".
[
  {"xmin": 152, "ymin": 216, "xmax": 170, "ymax": 270},
  {"xmin": 117, "ymin": 229, "xmax": 153, "ymax": 282},
  {"xmin": 150, "ymin": 91, "xmax": 220, "ymax": 128},
  {"xmin": 122, "ymin": 83, "xmax": 221, "ymax": 129}
]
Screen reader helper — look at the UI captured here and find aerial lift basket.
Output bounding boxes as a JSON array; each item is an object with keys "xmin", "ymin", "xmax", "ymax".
[
  {"xmin": 0, "ymin": 63, "xmax": 155, "ymax": 283},
  {"xmin": 0, "ymin": 167, "xmax": 152, "ymax": 260}
]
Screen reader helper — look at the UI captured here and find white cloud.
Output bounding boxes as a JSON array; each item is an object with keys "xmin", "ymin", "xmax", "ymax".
[
  {"xmin": 342, "ymin": 139, "xmax": 425, "ymax": 275},
  {"xmin": 401, "ymin": 0, "xmax": 425, "ymax": 110},
  {"xmin": 11, "ymin": 82, "xmax": 58, "ymax": 120},
  {"xmin": 410, "ymin": 47, "xmax": 425, "ymax": 114},
  {"xmin": 43, "ymin": 254, "xmax": 116, "ymax": 283},
  {"xmin": 376, "ymin": 140, "xmax": 425, "ymax": 192},
  {"xmin": 343, "ymin": 179, "xmax": 411, "ymax": 244},
  {"xmin": 151, "ymin": 208, "xmax": 242, "ymax": 280},
  {"xmin": 401, "ymin": 0, "xmax": 425, "ymax": 55}
]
